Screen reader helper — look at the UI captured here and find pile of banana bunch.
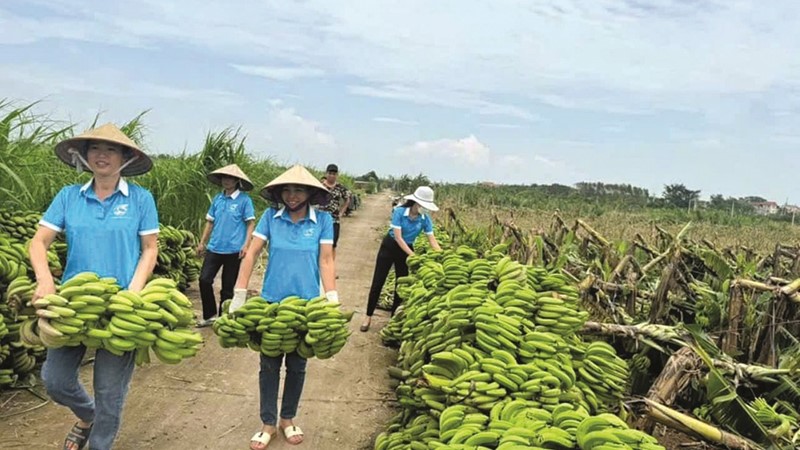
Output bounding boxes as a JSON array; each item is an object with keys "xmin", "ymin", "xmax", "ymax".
[
  {"xmin": 154, "ymin": 224, "xmax": 201, "ymax": 291},
  {"xmin": 0, "ymin": 209, "xmax": 40, "ymax": 241},
  {"xmin": 213, "ymin": 295, "xmax": 352, "ymax": 359},
  {"xmin": 375, "ymin": 401, "xmax": 665, "ymax": 450},
  {"xmin": 22, "ymin": 273, "xmax": 203, "ymax": 366},
  {"xmin": 0, "ymin": 208, "xmax": 66, "ymax": 277},
  {"xmin": 375, "ymin": 242, "xmax": 659, "ymax": 449},
  {"xmin": 0, "ymin": 275, "xmax": 45, "ymax": 390}
]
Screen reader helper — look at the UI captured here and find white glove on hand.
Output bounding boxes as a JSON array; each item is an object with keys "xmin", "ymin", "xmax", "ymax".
[
  {"xmin": 325, "ymin": 290, "xmax": 339, "ymax": 304},
  {"xmin": 230, "ymin": 288, "xmax": 248, "ymax": 313}
]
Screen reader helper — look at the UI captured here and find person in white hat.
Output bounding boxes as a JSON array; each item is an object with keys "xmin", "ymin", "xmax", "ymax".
[
  {"xmin": 360, "ymin": 186, "xmax": 441, "ymax": 331},
  {"xmin": 28, "ymin": 123, "xmax": 159, "ymax": 450},
  {"xmin": 195, "ymin": 164, "xmax": 256, "ymax": 327},
  {"xmin": 231, "ymin": 164, "xmax": 338, "ymax": 449}
]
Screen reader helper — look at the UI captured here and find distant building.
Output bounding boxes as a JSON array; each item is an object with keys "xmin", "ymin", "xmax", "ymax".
[
  {"xmin": 478, "ymin": 181, "xmax": 497, "ymax": 188},
  {"xmin": 752, "ymin": 201, "xmax": 780, "ymax": 215},
  {"xmin": 783, "ymin": 204, "xmax": 800, "ymax": 214}
]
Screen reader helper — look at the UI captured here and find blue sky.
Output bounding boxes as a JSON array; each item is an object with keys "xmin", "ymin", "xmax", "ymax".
[{"xmin": 1, "ymin": 0, "xmax": 799, "ymax": 203}]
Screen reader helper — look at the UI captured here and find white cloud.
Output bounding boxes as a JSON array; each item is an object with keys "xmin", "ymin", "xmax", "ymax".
[
  {"xmin": 480, "ymin": 123, "xmax": 523, "ymax": 129},
  {"xmin": 230, "ymin": 64, "xmax": 325, "ymax": 80},
  {"xmin": 373, "ymin": 117, "xmax": 419, "ymax": 126},
  {"xmin": 257, "ymin": 101, "xmax": 339, "ymax": 166},
  {"xmin": 6, "ymin": 0, "xmax": 800, "ymax": 118},
  {"xmin": 349, "ymin": 84, "xmax": 538, "ymax": 121},
  {"xmin": 0, "ymin": 63, "xmax": 242, "ymax": 106},
  {"xmin": 399, "ymin": 135, "xmax": 491, "ymax": 166}
]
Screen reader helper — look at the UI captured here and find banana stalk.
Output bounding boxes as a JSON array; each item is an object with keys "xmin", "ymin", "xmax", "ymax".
[{"xmin": 643, "ymin": 398, "xmax": 762, "ymax": 450}]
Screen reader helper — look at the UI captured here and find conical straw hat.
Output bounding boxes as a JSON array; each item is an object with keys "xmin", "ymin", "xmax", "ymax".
[
  {"xmin": 207, "ymin": 164, "xmax": 254, "ymax": 191},
  {"xmin": 54, "ymin": 123, "xmax": 153, "ymax": 176},
  {"xmin": 260, "ymin": 164, "xmax": 331, "ymax": 205}
]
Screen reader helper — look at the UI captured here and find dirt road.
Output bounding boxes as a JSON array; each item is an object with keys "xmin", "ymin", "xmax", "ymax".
[{"xmin": 0, "ymin": 192, "xmax": 399, "ymax": 449}]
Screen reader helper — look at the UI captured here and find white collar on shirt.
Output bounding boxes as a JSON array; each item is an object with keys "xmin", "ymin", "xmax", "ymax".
[
  {"xmin": 403, "ymin": 207, "xmax": 425, "ymax": 219},
  {"xmin": 80, "ymin": 178, "xmax": 129, "ymax": 197},
  {"xmin": 273, "ymin": 206, "xmax": 318, "ymax": 223},
  {"xmin": 225, "ymin": 189, "xmax": 241, "ymax": 199}
]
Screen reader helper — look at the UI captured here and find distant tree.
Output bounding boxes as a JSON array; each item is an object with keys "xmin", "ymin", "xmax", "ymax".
[
  {"xmin": 663, "ymin": 183, "xmax": 700, "ymax": 208},
  {"xmin": 709, "ymin": 194, "xmax": 726, "ymax": 208},
  {"xmin": 356, "ymin": 170, "xmax": 379, "ymax": 182},
  {"xmin": 743, "ymin": 196, "xmax": 768, "ymax": 203}
]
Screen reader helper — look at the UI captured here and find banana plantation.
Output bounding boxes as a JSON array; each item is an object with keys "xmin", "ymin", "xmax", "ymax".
[{"xmin": 371, "ymin": 207, "xmax": 800, "ymax": 449}]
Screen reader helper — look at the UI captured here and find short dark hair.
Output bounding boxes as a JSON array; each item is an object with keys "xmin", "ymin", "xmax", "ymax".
[
  {"xmin": 401, "ymin": 199, "xmax": 416, "ymax": 208},
  {"xmin": 326, "ymin": 163, "xmax": 338, "ymax": 173}
]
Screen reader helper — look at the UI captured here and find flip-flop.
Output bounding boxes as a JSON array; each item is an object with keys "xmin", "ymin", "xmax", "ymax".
[
  {"xmin": 64, "ymin": 422, "xmax": 92, "ymax": 450},
  {"xmin": 249, "ymin": 431, "xmax": 275, "ymax": 450},
  {"xmin": 359, "ymin": 323, "xmax": 370, "ymax": 332},
  {"xmin": 282, "ymin": 425, "xmax": 304, "ymax": 445}
]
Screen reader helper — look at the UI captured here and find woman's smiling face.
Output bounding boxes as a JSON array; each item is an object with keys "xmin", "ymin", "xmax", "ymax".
[
  {"xmin": 281, "ymin": 184, "xmax": 310, "ymax": 210},
  {"xmin": 86, "ymin": 141, "xmax": 125, "ymax": 176}
]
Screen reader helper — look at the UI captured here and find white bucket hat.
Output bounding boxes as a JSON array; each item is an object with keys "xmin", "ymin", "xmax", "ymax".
[{"xmin": 403, "ymin": 186, "xmax": 439, "ymax": 211}]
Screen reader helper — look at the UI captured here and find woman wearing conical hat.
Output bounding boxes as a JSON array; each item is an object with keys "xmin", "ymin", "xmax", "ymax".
[
  {"xmin": 232, "ymin": 164, "xmax": 337, "ymax": 449},
  {"xmin": 29, "ymin": 123, "xmax": 159, "ymax": 450},
  {"xmin": 195, "ymin": 164, "xmax": 256, "ymax": 327}
]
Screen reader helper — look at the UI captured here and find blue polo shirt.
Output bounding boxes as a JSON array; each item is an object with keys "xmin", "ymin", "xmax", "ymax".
[
  {"xmin": 253, "ymin": 206, "xmax": 334, "ymax": 302},
  {"xmin": 40, "ymin": 178, "xmax": 160, "ymax": 289},
  {"xmin": 206, "ymin": 190, "xmax": 256, "ymax": 254},
  {"xmin": 387, "ymin": 206, "xmax": 434, "ymax": 244}
]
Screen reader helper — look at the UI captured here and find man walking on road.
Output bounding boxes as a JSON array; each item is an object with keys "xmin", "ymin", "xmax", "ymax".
[{"xmin": 319, "ymin": 163, "xmax": 351, "ymax": 260}]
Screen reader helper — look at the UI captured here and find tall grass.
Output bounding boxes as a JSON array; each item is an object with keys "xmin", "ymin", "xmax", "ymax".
[{"xmin": 0, "ymin": 101, "xmax": 348, "ymax": 235}]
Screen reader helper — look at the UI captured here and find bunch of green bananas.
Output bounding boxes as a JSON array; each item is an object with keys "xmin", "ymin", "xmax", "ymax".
[
  {"xmin": 377, "ymin": 269, "xmax": 396, "ymax": 311},
  {"xmin": 571, "ymin": 341, "xmax": 630, "ymax": 406},
  {"xmin": 3, "ymin": 275, "xmax": 37, "ymax": 315},
  {"xmin": 0, "ymin": 224, "xmax": 63, "ymax": 279},
  {"xmin": 575, "ymin": 413, "xmax": 665, "ymax": 450},
  {"xmin": 153, "ymin": 225, "xmax": 201, "ymax": 291},
  {"xmin": 213, "ymin": 295, "xmax": 353, "ymax": 360},
  {"xmin": 9, "ymin": 345, "xmax": 38, "ymax": 376},
  {"xmin": 0, "ymin": 368, "xmax": 15, "ymax": 387},
  {"xmin": 375, "ymin": 400, "xmax": 666, "ymax": 450},
  {"xmin": 303, "ymin": 296, "xmax": 351, "ymax": 359},
  {"xmin": 29, "ymin": 273, "xmax": 202, "ymax": 366}
]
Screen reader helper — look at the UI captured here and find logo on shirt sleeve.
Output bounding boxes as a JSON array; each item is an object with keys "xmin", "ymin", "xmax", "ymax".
[{"xmin": 113, "ymin": 204, "xmax": 129, "ymax": 216}]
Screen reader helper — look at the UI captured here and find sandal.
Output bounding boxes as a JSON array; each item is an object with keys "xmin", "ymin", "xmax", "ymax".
[
  {"xmin": 64, "ymin": 422, "xmax": 92, "ymax": 450},
  {"xmin": 249, "ymin": 431, "xmax": 275, "ymax": 450},
  {"xmin": 282, "ymin": 425, "xmax": 304, "ymax": 445}
]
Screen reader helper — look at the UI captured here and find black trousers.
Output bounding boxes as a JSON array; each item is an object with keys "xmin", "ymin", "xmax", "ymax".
[
  {"xmin": 333, "ymin": 222, "xmax": 341, "ymax": 248},
  {"xmin": 366, "ymin": 236, "xmax": 413, "ymax": 316},
  {"xmin": 199, "ymin": 251, "xmax": 241, "ymax": 319}
]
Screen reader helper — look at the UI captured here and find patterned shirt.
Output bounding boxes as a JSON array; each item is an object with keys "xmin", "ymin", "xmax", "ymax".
[{"xmin": 319, "ymin": 182, "xmax": 351, "ymax": 223}]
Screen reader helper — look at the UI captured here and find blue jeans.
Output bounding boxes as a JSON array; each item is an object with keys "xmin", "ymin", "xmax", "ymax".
[
  {"xmin": 42, "ymin": 346, "xmax": 135, "ymax": 450},
  {"xmin": 260, "ymin": 352, "xmax": 307, "ymax": 425}
]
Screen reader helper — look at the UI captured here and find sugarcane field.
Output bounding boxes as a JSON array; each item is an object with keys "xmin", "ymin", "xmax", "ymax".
[{"xmin": 0, "ymin": 102, "xmax": 798, "ymax": 450}]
